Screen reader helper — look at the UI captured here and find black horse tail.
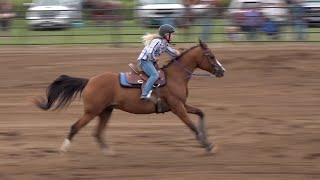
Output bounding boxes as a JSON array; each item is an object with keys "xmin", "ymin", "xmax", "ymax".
[{"xmin": 33, "ymin": 75, "xmax": 89, "ymax": 110}]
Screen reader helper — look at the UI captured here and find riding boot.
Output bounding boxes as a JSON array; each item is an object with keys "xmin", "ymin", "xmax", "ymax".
[{"xmin": 140, "ymin": 90, "xmax": 152, "ymax": 100}]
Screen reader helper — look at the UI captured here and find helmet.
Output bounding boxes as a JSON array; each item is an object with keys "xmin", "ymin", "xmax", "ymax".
[{"xmin": 159, "ymin": 24, "xmax": 175, "ymax": 37}]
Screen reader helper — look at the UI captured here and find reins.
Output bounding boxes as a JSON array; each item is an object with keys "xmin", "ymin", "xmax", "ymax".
[
  {"xmin": 172, "ymin": 59, "xmax": 214, "ymax": 80},
  {"xmin": 168, "ymin": 46, "xmax": 216, "ymax": 79}
]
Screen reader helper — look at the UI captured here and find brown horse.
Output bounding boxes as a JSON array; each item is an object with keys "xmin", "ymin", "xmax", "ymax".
[{"xmin": 33, "ymin": 41, "xmax": 225, "ymax": 154}]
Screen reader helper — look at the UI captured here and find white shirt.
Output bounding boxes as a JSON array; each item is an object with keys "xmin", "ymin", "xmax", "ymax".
[{"xmin": 137, "ymin": 38, "xmax": 178, "ymax": 62}]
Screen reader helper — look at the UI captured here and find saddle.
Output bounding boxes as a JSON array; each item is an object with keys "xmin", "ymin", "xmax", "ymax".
[{"xmin": 119, "ymin": 63, "xmax": 166, "ymax": 88}]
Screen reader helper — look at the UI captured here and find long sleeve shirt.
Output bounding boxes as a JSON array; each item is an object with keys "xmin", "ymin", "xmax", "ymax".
[{"xmin": 137, "ymin": 38, "xmax": 178, "ymax": 62}]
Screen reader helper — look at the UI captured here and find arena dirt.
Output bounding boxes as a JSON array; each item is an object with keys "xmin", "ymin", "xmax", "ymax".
[{"xmin": 0, "ymin": 44, "xmax": 319, "ymax": 180}]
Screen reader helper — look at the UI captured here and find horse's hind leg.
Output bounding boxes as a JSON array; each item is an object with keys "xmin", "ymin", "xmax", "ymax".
[
  {"xmin": 94, "ymin": 107, "xmax": 114, "ymax": 155},
  {"xmin": 60, "ymin": 112, "xmax": 96, "ymax": 153},
  {"xmin": 185, "ymin": 104, "xmax": 213, "ymax": 152}
]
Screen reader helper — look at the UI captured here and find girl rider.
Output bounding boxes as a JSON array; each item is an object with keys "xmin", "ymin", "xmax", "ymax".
[{"xmin": 137, "ymin": 24, "xmax": 180, "ymax": 100}]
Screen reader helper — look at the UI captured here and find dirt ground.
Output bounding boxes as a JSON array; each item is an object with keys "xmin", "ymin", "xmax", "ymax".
[{"xmin": 0, "ymin": 44, "xmax": 319, "ymax": 180}]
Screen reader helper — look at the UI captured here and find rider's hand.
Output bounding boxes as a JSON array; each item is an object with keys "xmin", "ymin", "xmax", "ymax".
[{"xmin": 176, "ymin": 50, "xmax": 181, "ymax": 56}]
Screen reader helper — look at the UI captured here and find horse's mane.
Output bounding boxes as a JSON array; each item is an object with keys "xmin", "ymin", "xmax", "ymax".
[{"xmin": 162, "ymin": 45, "xmax": 199, "ymax": 69}]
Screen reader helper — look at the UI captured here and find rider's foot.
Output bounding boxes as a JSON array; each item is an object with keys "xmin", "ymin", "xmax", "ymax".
[
  {"xmin": 140, "ymin": 95, "xmax": 150, "ymax": 101},
  {"xmin": 140, "ymin": 90, "xmax": 152, "ymax": 101}
]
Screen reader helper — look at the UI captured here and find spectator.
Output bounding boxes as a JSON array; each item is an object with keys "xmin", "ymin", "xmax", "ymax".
[
  {"xmin": 262, "ymin": 1, "xmax": 289, "ymax": 39},
  {"xmin": 181, "ymin": 0, "xmax": 194, "ymax": 42},
  {"xmin": 290, "ymin": 0, "xmax": 307, "ymax": 40},
  {"xmin": 225, "ymin": 26, "xmax": 241, "ymax": 41},
  {"xmin": 0, "ymin": 0, "xmax": 15, "ymax": 32},
  {"xmin": 243, "ymin": 5, "xmax": 263, "ymax": 40},
  {"xmin": 262, "ymin": 17, "xmax": 278, "ymax": 39},
  {"xmin": 198, "ymin": 0, "xmax": 216, "ymax": 42}
]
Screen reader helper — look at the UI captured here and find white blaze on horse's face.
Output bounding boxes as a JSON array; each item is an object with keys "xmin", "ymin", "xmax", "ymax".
[
  {"xmin": 215, "ymin": 57, "xmax": 226, "ymax": 72},
  {"xmin": 202, "ymin": 48, "xmax": 225, "ymax": 78},
  {"xmin": 213, "ymin": 57, "xmax": 225, "ymax": 78}
]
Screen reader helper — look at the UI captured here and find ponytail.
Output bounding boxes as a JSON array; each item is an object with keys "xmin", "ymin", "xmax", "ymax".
[{"xmin": 141, "ymin": 33, "xmax": 161, "ymax": 46}]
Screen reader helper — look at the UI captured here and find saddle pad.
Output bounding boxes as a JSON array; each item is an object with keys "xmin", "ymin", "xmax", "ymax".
[
  {"xmin": 119, "ymin": 72, "xmax": 166, "ymax": 88},
  {"xmin": 119, "ymin": 73, "xmax": 139, "ymax": 88}
]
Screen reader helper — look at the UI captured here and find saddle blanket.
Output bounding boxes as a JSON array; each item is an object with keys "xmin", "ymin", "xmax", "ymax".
[{"xmin": 119, "ymin": 72, "xmax": 166, "ymax": 88}]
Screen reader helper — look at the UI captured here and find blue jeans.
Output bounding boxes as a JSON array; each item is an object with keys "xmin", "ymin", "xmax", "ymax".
[{"xmin": 139, "ymin": 60, "xmax": 159, "ymax": 96}]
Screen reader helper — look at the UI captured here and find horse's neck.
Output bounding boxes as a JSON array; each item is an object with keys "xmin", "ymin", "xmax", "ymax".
[{"xmin": 165, "ymin": 49, "xmax": 199, "ymax": 84}]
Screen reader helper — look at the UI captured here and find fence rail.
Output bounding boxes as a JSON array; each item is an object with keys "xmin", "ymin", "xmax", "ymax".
[{"xmin": 0, "ymin": 7, "xmax": 319, "ymax": 45}]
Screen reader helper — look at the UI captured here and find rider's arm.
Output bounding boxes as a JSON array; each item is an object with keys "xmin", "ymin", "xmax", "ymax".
[{"xmin": 166, "ymin": 45, "xmax": 180, "ymax": 58}]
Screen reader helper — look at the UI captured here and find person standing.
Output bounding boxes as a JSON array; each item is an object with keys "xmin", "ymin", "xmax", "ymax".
[
  {"xmin": 198, "ymin": 0, "xmax": 216, "ymax": 42},
  {"xmin": 291, "ymin": 0, "xmax": 307, "ymax": 40},
  {"xmin": 243, "ymin": 5, "xmax": 263, "ymax": 40},
  {"xmin": 0, "ymin": 0, "xmax": 15, "ymax": 32},
  {"xmin": 262, "ymin": 1, "xmax": 289, "ymax": 39}
]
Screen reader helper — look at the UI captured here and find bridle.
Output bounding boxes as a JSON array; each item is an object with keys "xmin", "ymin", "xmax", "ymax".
[
  {"xmin": 201, "ymin": 48, "xmax": 224, "ymax": 75},
  {"xmin": 172, "ymin": 47, "xmax": 224, "ymax": 79}
]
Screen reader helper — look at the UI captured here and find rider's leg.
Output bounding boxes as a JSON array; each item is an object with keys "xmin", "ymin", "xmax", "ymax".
[{"xmin": 140, "ymin": 60, "xmax": 159, "ymax": 98}]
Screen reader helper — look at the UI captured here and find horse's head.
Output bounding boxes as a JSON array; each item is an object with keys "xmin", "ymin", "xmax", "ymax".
[{"xmin": 196, "ymin": 40, "xmax": 225, "ymax": 77}]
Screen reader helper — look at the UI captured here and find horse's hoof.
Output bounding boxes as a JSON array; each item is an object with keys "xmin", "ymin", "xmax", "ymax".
[
  {"xmin": 205, "ymin": 143, "xmax": 213, "ymax": 152},
  {"xmin": 206, "ymin": 143, "xmax": 218, "ymax": 154},
  {"xmin": 60, "ymin": 139, "xmax": 71, "ymax": 153}
]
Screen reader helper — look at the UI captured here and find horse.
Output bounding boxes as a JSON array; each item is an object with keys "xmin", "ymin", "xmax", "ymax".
[{"xmin": 32, "ymin": 41, "xmax": 225, "ymax": 154}]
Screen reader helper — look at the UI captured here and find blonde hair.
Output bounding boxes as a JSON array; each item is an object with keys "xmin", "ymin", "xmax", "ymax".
[{"xmin": 142, "ymin": 33, "xmax": 161, "ymax": 46}]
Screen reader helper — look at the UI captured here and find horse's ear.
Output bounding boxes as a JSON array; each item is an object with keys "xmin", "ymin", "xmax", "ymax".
[{"xmin": 198, "ymin": 39, "xmax": 207, "ymax": 49}]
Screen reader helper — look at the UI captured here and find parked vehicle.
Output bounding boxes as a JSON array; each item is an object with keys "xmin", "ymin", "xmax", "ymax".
[
  {"xmin": 135, "ymin": 0, "xmax": 184, "ymax": 27},
  {"xmin": 302, "ymin": 0, "xmax": 320, "ymax": 26},
  {"xmin": 135, "ymin": 0, "xmax": 213, "ymax": 27},
  {"xmin": 25, "ymin": 0, "xmax": 82, "ymax": 30}
]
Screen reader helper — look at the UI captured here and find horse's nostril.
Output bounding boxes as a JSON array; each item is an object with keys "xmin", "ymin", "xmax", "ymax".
[{"xmin": 216, "ymin": 71, "xmax": 224, "ymax": 78}]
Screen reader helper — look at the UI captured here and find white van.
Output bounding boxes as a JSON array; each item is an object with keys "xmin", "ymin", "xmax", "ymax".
[{"xmin": 25, "ymin": 0, "xmax": 82, "ymax": 30}]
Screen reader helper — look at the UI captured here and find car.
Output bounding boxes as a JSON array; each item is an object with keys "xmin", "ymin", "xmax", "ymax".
[
  {"xmin": 302, "ymin": 0, "xmax": 320, "ymax": 27},
  {"xmin": 135, "ymin": 0, "xmax": 214, "ymax": 27},
  {"xmin": 25, "ymin": 0, "xmax": 83, "ymax": 30},
  {"xmin": 135, "ymin": 0, "xmax": 185, "ymax": 27}
]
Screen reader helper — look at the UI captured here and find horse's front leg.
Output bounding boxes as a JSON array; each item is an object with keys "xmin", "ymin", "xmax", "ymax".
[
  {"xmin": 185, "ymin": 104, "xmax": 213, "ymax": 152},
  {"xmin": 168, "ymin": 98, "xmax": 210, "ymax": 152}
]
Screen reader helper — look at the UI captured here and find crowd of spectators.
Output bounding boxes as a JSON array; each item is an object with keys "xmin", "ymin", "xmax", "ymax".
[{"xmin": 225, "ymin": 0, "xmax": 309, "ymax": 41}]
